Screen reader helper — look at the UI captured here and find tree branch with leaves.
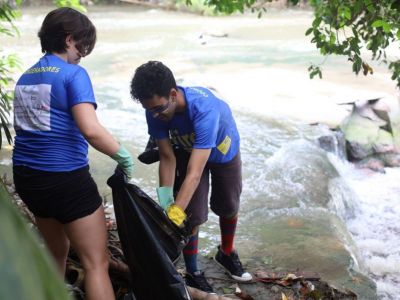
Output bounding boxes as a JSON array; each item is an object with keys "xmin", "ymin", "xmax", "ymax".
[
  {"xmin": 185, "ymin": 0, "xmax": 400, "ymax": 86},
  {"xmin": 306, "ymin": 0, "xmax": 400, "ymax": 85},
  {"xmin": 0, "ymin": 1, "xmax": 21, "ymax": 149}
]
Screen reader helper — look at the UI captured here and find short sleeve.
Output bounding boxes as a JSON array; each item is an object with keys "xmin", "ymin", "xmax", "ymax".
[
  {"xmin": 192, "ymin": 105, "xmax": 219, "ymax": 149},
  {"xmin": 146, "ymin": 111, "xmax": 170, "ymax": 140},
  {"xmin": 66, "ymin": 67, "xmax": 97, "ymax": 109}
]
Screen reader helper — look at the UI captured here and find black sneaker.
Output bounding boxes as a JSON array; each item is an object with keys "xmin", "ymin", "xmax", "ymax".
[
  {"xmin": 214, "ymin": 246, "xmax": 252, "ymax": 282},
  {"xmin": 185, "ymin": 270, "xmax": 215, "ymax": 294}
]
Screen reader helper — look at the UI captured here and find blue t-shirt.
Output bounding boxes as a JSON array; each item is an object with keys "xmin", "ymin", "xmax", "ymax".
[
  {"xmin": 147, "ymin": 86, "xmax": 240, "ymax": 164},
  {"xmin": 12, "ymin": 54, "xmax": 96, "ymax": 171}
]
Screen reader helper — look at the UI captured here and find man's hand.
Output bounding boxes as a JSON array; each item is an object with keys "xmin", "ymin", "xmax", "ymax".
[{"xmin": 166, "ymin": 204, "xmax": 186, "ymax": 227}]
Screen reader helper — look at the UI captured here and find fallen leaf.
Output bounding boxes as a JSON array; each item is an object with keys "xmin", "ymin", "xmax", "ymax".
[
  {"xmin": 282, "ymin": 273, "xmax": 299, "ymax": 281},
  {"xmin": 234, "ymin": 289, "xmax": 255, "ymax": 300},
  {"xmin": 222, "ymin": 287, "xmax": 234, "ymax": 294}
]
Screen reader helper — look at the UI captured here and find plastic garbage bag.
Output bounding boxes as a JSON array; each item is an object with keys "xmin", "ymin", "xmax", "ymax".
[
  {"xmin": 107, "ymin": 168, "xmax": 191, "ymax": 300},
  {"xmin": 137, "ymin": 136, "xmax": 159, "ymax": 165}
]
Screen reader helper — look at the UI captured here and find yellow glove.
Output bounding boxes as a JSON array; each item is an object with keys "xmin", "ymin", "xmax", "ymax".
[{"xmin": 166, "ymin": 204, "xmax": 186, "ymax": 227}]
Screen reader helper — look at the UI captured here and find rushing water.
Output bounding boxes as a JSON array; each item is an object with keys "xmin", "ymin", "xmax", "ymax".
[{"xmin": 1, "ymin": 5, "xmax": 399, "ymax": 299}]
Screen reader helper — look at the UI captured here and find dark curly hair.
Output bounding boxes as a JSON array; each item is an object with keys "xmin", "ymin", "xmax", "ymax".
[
  {"xmin": 38, "ymin": 7, "xmax": 96, "ymax": 56},
  {"xmin": 130, "ymin": 61, "xmax": 177, "ymax": 103}
]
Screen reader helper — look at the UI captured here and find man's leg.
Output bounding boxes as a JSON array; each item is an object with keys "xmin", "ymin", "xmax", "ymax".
[
  {"xmin": 183, "ymin": 228, "xmax": 200, "ymax": 274},
  {"xmin": 210, "ymin": 153, "xmax": 252, "ymax": 282},
  {"xmin": 183, "ymin": 226, "xmax": 215, "ymax": 293},
  {"xmin": 175, "ymin": 150, "xmax": 214, "ymax": 293},
  {"xmin": 210, "ymin": 153, "xmax": 242, "ymax": 254},
  {"xmin": 219, "ymin": 214, "xmax": 238, "ymax": 256}
]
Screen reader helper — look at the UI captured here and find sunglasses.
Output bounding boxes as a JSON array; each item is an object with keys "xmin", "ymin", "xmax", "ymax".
[{"xmin": 147, "ymin": 98, "xmax": 172, "ymax": 116}]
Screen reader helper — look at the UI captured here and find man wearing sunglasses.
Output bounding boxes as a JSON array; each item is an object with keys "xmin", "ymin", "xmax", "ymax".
[{"xmin": 130, "ymin": 61, "xmax": 252, "ymax": 293}]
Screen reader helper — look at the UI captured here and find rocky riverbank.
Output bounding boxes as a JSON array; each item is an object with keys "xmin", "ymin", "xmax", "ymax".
[{"xmin": 2, "ymin": 175, "xmax": 361, "ymax": 300}]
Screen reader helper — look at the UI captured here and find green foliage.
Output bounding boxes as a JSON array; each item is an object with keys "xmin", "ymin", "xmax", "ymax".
[
  {"xmin": 54, "ymin": 0, "xmax": 87, "ymax": 12},
  {"xmin": 0, "ymin": 179, "xmax": 72, "ymax": 300},
  {"xmin": 308, "ymin": 64, "xmax": 322, "ymax": 79},
  {"xmin": 0, "ymin": 0, "xmax": 87, "ymax": 149},
  {"xmin": 186, "ymin": 0, "xmax": 399, "ymax": 87},
  {"xmin": 175, "ymin": 0, "xmax": 215, "ymax": 15},
  {"xmin": 0, "ymin": 1, "xmax": 20, "ymax": 37},
  {"xmin": 0, "ymin": 0, "xmax": 22, "ymax": 149},
  {"xmin": 306, "ymin": 0, "xmax": 400, "ymax": 86},
  {"xmin": 184, "ymin": 0, "xmax": 300, "ymax": 15},
  {"xmin": 0, "ymin": 53, "xmax": 21, "ymax": 148}
]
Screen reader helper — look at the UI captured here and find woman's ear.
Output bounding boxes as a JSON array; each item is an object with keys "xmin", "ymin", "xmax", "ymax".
[{"xmin": 65, "ymin": 35, "xmax": 73, "ymax": 48}]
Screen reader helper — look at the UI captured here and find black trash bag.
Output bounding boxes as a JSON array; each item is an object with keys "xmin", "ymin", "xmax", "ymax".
[
  {"xmin": 137, "ymin": 136, "xmax": 159, "ymax": 165},
  {"xmin": 137, "ymin": 136, "xmax": 182, "ymax": 165},
  {"xmin": 107, "ymin": 169, "xmax": 192, "ymax": 300}
]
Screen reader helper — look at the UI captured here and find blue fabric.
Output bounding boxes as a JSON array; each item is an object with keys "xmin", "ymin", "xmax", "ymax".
[
  {"xmin": 147, "ymin": 86, "xmax": 240, "ymax": 163},
  {"xmin": 12, "ymin": 54, "xmax": 96, "ymax": 171}
]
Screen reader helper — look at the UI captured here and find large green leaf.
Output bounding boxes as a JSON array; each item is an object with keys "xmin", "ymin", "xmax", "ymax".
[{"xmin": 0, "ymin": 180, "xmax": 72, "ymax": 300}]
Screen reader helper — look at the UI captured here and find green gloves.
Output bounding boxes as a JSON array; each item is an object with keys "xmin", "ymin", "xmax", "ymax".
[
  {"xmin": 156, "ymin": 186, "xmax": 174, "ymax": 210},
  {"xmin": 156, "ymin": 186, "xmax": 186, "ymax": 227},
  {"xmin": 166, "ymin": 204, "xmax": 186, "ymax": 227},
  {"xmin": 111, "ymin": 144, "xmax": 134, "ymax": 179}
]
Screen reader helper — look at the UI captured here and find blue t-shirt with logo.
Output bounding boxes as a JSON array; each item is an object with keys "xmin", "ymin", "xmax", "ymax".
[
  {"xmin": 147, "ymin": 86, "xmax": 240, "ymax": 164},
  {"xmin": 12, "ymin": 54, "xmax": 96, "ymax": 171}
]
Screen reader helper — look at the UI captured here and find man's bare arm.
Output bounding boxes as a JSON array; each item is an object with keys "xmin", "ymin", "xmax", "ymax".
[
  {"xmin": 175, "ymin": 148, "xmax": 211, "ymax": 210},
  {"xmin": 157, "ymin": 138, "xmax": 176, "ymax": 187}
]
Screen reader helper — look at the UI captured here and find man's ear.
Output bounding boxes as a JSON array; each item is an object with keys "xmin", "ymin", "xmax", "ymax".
[{"xmin": 170, "ymin": 88, "xmax": 178, "ymax": 101}]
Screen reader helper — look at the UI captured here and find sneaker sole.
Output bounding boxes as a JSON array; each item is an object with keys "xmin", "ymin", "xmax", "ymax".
[
  {"xmin": 185, "ymin": 275, "xmax": 216, "ymax": 294},
  {"xmin": 186, "ymin": 284, "xmax": 217, "ymax": 295},
  {"xmin": 213, "ymin": 257, "xmax": 253, "ymax": 282},
  {"xmin": 186, "ymin": 283, "xmax": 217, "ymax": 295}
]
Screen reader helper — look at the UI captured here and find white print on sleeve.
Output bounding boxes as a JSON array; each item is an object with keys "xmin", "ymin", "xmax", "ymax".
[{"xmin": 14, "ymin": 84, "xmax": 51, "ymax": 131}]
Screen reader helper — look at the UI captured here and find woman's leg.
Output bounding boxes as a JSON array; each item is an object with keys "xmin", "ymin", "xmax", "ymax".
[
  {"xmin": 64, "ymin": 206, "xmax": 115, "ymax": 300},
  {"xmin": 35, "ymin": 217, "xmax": 70, "ymax": 276}
]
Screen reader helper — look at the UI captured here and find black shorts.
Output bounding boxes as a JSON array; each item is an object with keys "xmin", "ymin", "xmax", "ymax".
[
  {"xmin": 13, "ymin": 165, "xmax": 102, "ymax": 224},
  {"xmin": 174, "ymin": 151, "xmax": 242, "ymax": 228}
]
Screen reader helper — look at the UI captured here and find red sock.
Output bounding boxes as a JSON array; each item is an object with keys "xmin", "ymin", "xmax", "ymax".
[
  {"xmin": 219, "ymin": 215, "xmax": 238, "ymax": 255},
  {"xmin": 183, "ymin": 232, "xmax": 199, "ymax": 274}
]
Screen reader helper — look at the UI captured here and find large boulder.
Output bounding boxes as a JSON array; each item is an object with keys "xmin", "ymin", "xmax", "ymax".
[
  {"xmin": 236, "ymin": 140, "xmax": 377, "ymax": 299},
  {"xmin": 339, "ymin": 97, "xmax": 400, "ymax": 170}
]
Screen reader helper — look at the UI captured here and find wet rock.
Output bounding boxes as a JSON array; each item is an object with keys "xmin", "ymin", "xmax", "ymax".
[
  {"xmin": 355, "ymin": 157, "xmax": 385, "ymax": 173},
  {"xmin": 178, "ymin": 255, "xmax": 361, "ymax": 300},
  {"xmin": 318, "ymin": 130, "xmax": 347, "ymax": 160},
  {"xmin": 336, "ymin": 97, "xmax": 400, "ymax": 171},
  {"xmin": 373, "ymin": 129, "xmax": 396, "ymax": 153},
  {"xmin": 271, "ymin": 285, "xmax": 280, "ymax": 293},
  {"xmin": 378, "ymin": 152, "xmax": 400, "ymax": 167},
  {"xmin": 200, "ymin": 31, "xmax": 229, "ymax": 38},
  {"xmin": 346, "ymin": 141, "xmax": 373, "ymax": 161}
]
